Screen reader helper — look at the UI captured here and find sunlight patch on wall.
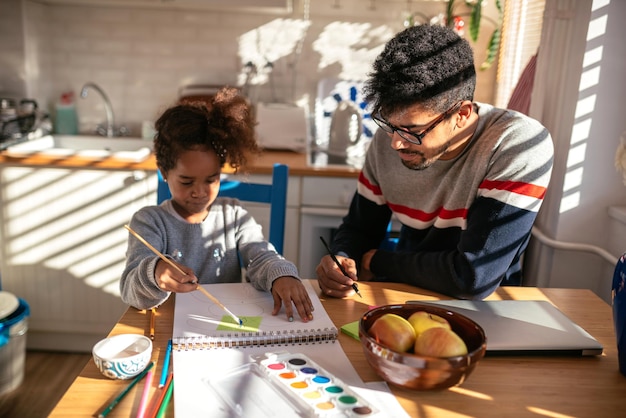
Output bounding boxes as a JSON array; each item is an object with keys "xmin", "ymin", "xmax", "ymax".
[
  {"xmin": 582, "ymin": 45, "xmax": 603, "ymax": 67},
  {"xmin": 579, "ymin": 66, "xmax": 600, "ymax": 91},
  {"xmin": 312, "ymin": 22, "xmax": 393, "ymax": 81},
  {"xmin": 586, "ymin": 13, "xmax": 607, "ymax": 41},
  {"xmin": 563, "ymin": 167, "xmax": 584, "ymax": 192},
  {"xmin": 570, "ymin": 118, "xmax": 591, "ymax": 146},
  {"xmin": 566, "ymin": 142, "xmax": 587, "ymax": 168},
  {"xmin": 574, "ymin": 95, "xmax": 597, "ymax": 119},
  {"xmin": 237, "ymin": 18, "xmax": 311, "ymax": 86},
  {"xmin": 560, "ymin": 191, "xmax": 581, "ymax": 213},
  {"xmin": 558, "ymin": 2, "xmax": 608, "ymax": 215}
]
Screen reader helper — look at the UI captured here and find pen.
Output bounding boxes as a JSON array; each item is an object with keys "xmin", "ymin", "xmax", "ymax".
[
  {"xmin": 98, "ymin": 361, "xmax": 155, "ymax": 418},
  {"xmin": 158, "ymin": 339, "xmax": 172, "ymax": 388},
  {"xmin": 149, "ymin": 308, "xmax": 156, "ymax": 340},
  {"xmin": 319, "ymin": 236, "xmax": 362, "ymax": 298}
]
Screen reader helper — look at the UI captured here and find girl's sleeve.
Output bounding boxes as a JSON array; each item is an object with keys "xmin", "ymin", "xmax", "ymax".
[
  {"xmin": 232, "ymin": 203, "xmax": 301, "ymax": 290},
  {"xmin": 120, "ymin": 209, "xmax": 171, "ymax": 309}
]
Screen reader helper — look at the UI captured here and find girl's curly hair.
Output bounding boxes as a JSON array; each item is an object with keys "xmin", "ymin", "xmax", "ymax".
[
  {"xmin": 154, "ymin": 86, "xmax": 260, "ymax": 173},
  {"xmin": 363, "ymin": 24, "xmax": 476, "ymax": 116}
]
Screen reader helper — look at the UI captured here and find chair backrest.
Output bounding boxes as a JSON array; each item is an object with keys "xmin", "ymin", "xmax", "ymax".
[{"xmin": 157, "ymin": 163, "xmax": 288, "ymax": 254}]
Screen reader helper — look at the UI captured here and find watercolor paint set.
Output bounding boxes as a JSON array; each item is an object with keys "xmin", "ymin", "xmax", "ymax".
[{"xmin": 206, "ymin": 352, "xmax": 378, "ymax": 417}]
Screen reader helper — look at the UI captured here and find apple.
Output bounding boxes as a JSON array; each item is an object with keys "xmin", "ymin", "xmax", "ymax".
[
  {"xmin": 414, "ymin": 327, "xmax": 468, "ymax": 357},
  {"xmin": 407, "ymin": 311, "xmax": 451, "ymax": 337},
  {"xmin": 368, "ymin": 313, "xmax": 416, "ymax": 353}
]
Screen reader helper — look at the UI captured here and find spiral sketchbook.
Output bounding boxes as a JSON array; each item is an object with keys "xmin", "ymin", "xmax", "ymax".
[
  {"xmin": 172, "ymin": 280, "xmax": 339, "ymax": 349},
  {"xmin": 171, "ymin": 280, "xmax": 376, "ymax": 417}
]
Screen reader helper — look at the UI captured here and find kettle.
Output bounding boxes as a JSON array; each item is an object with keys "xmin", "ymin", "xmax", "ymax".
[
  {"xmin": 0, "ymin": 98, "xmax": 44, "ymax": 146},
  {"xmin": 327, "ymin": 100, "xmax": 362, "ymax": 159}
]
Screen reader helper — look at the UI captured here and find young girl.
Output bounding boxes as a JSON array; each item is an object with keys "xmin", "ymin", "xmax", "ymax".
[{"xmin": 120, "ymin": 87, "xmax": 314, "ymax": 322}]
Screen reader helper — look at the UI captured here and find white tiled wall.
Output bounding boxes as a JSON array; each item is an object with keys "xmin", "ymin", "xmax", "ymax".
[{"xmin": 12, "ymin": 0, "xmax": 497, "ymax": 137}]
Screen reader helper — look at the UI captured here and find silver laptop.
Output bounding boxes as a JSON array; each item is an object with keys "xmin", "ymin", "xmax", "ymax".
[{"xmin": 406, "ymin": 300, "xmax": 603, "ymax": 356}]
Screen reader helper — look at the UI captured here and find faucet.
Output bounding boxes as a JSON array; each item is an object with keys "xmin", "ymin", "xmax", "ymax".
[{"xmin": 80, "ymin": 82, "xmax": 115, "ymax": 137}]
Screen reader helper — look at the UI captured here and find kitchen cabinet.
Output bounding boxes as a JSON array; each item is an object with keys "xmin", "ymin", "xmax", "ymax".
[
  {"xmin": 298, "ymin": 176, "xmax": 357, "ymax": 278},
  {"xmin": 0, "ymin": 165, "xmax": 158, "ymax": 351},
  {"xmin": 36, "ymin": 0, "xmax": 293, "ymax": 13}
]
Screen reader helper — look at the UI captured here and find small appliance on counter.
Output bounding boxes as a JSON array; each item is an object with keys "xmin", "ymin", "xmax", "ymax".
[
  {"xmin": 176, "ymin": 85, "xmax": 309, "ymax": 153},
  {"xmin": 327, "ymin": 100, "xmax": 362, "ymax": 159},
  {"xmin": 255, "ymin": 102, "xmax": 308, "ymax": 153},
  {"xmin": 0, "ymin": 97, "xmax": 50, "ymax": 150},
  {"xmin": 314, "ymin": 78, "xmax": 376, "ymax": 168},
  {"xmin": 178, "ymin": 84, "xmax": 227, "ymax": 104}
]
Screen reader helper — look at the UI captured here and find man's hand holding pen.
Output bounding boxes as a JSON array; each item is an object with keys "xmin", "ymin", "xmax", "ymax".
[
  {"xmin": 316, "ymin": 254, "xmax": 359, "ymax": 298},
  {"xmin": 317, "ymin": 237, "xmax": 362, "ymax": 298}
]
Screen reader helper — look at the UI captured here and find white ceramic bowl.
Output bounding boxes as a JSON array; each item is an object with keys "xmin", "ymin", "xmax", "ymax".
[{"xmin": 92, "ymin": 334, "xmax": 152, "ymax": 380}]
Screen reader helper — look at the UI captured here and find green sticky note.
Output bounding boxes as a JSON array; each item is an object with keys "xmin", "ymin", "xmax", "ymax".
[
  {"xmin": 217, "ymin": 315, "xmax": 263, "ymax": 332},
  {"xmin": 340, "ymin": 320, "xmax": 360, "ymax": 341}
]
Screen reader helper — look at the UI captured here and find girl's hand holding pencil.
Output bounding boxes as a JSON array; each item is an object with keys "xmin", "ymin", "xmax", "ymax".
[
  {"xmin": 154, "ymin": 256, "xmax": 200, "ymax": 292},
  {"xmin": 124, "ymin": 225, "xmax": 243, "ymax": 326}
]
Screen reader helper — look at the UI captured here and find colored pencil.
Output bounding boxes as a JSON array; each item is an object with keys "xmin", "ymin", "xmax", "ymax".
[
  {"xmin": 155, "ymin": 376, "xmax": 174, "ymax": 418},
  {"xmin": 147, "ymin": 373, "xmax": 172, "ymax": 418},
  {"xmin": 158, "ymin": 339, "xmax": 172, "ymax": 388},
  {"xmin": 136, "ymin": 369, "xmax": 154, "ymax": 418},
  {"xmin": 319, "ymin": 236, "xmax": 362, "ymax": 298},
  {"xmin": 124, "ymin": 224, "xmax": 243, "ymax": 326},
  {"xmin": 97, "ymin": 361, "xmax": 154, "ymax": 418},
  {"xmin": 149, "ymin": 308, "xmax": 156, "ymax": 340}
]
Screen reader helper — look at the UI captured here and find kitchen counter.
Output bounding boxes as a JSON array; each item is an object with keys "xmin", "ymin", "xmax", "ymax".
[
  {"xmin": 0, "ymin": 147, "xmax": 360, "ymax": 350},
  {"xmin": 0, "ymin": 149, "xmax": 361, "ymax": 178}
]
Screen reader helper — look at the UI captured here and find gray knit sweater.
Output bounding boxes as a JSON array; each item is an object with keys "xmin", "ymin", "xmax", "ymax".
[{"xmin": 120, "ymin": 198, "xmax": 299, "ymax": 309}]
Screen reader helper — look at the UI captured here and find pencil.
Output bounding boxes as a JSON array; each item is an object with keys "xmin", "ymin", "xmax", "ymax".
[
  {"xmin": 158, "ymin": 339, "xmax": 172, "ymax": 388},
  {"xmin": 136, "ymin": 369, "xmax": 154, "ymax": 418},
  {"xmin": 147, "ymin": 373, "xmax": 172, "ymax": 418},
  {"xmin": 319, "ymin": 236, "xmax": 362, "ymax": 298},
  {"xmin": 155, "ymin": 377, "xmax": 174, "ymax": 418},
  {"xmin": 97, "ymin": 361, "xmax": 154, "ymax": 418},
  {"xmin": 124, "ymin": 224, "xmax": 243, "ymax": 326},
  {"xmin": 149, "ymin": 308, "xmax": 156, "ymax": 340}
]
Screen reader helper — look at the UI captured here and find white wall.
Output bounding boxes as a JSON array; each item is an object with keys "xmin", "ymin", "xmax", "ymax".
[
  {"xmin": 523, "ymin": 0, "xmax": 626, "ymax": 303},
  {"xmin": 0, "ymin": 0, "xmax": 28, "ymax": 97},
  {"xmin": 9, "ymin": 0, "xmax": 498, "ymax": 138}
]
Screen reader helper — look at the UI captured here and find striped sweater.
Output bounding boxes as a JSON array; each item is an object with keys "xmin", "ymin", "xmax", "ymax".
[{"xmin": 331, "ymin": 103, "xmax": 554, "ymax": 299}]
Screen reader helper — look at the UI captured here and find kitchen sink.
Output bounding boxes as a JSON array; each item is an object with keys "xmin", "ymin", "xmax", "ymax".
[{"xmin": 3, "ymin": 134, "xmax": 152, "ymax": 162}]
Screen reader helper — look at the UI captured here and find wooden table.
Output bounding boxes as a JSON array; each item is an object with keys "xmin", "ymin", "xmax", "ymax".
[{"xmin": 50, "ymin": 281, "xmax": 625, "ymax": 417}]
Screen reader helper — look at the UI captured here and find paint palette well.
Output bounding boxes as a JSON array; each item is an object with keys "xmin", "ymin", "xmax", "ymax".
[
  {"xmin": 256, "ymin": 352, "xmax": 377, "ymax": 417},
  {"xmin": 206, "ymin": 352, "xmax": 378, "ymax": 417}
]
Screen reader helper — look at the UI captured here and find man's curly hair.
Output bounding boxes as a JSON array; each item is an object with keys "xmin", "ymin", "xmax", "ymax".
[
  {"xmin": 154, "ymin": 86, "xmax": 259, "ymax": 174},
  {"xmin": 363, "ymin": 24, "xmax": 476, "ymax": 116}
]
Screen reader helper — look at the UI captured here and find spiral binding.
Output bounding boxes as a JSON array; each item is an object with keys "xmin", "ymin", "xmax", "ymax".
[{"xmin": 173, "ymin": 327, "xmax": 339, "ymax": 351}]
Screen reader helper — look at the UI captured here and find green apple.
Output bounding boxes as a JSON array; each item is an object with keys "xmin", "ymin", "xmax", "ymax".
[
  {"xmin": 368, "ymin": 313, "xmax": 416, "ymax": 353},
  {"xmin": 414, "ymin": 327, "xmax": 468, "ymax": 357},
  {"xmin": 407, "ymin": 311, "xmax": 451, "ymax": 337}
]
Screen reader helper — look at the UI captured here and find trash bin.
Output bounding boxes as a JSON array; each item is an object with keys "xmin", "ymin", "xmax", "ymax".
[{"xmin": 0, "ymin": 291, "xmax": 30, "ymax": 395}]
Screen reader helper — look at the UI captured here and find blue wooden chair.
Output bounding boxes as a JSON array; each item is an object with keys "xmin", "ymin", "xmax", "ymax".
[{"xmin": 157, "ymin": 163, "xmax": 288, "ymax": 254}]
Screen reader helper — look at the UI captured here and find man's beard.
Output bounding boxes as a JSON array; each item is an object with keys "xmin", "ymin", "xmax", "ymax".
[
  {"xmin": 399, "ymin": 140, "xmax": 452, "ymax": 170},
  {"xmin": 400, "ymin": 153, "xmax": 432, "ymax": 170}
]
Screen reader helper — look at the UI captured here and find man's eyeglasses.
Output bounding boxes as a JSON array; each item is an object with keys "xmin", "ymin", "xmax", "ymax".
[{"xmin": 371, "ymin": 102, "xmax": 462, "ymax": 145}]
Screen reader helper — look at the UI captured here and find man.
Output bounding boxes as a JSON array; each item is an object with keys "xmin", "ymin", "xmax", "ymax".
[{"xmin": 316, "ymin": 24, "xmax": 554, "ymax": 300}]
